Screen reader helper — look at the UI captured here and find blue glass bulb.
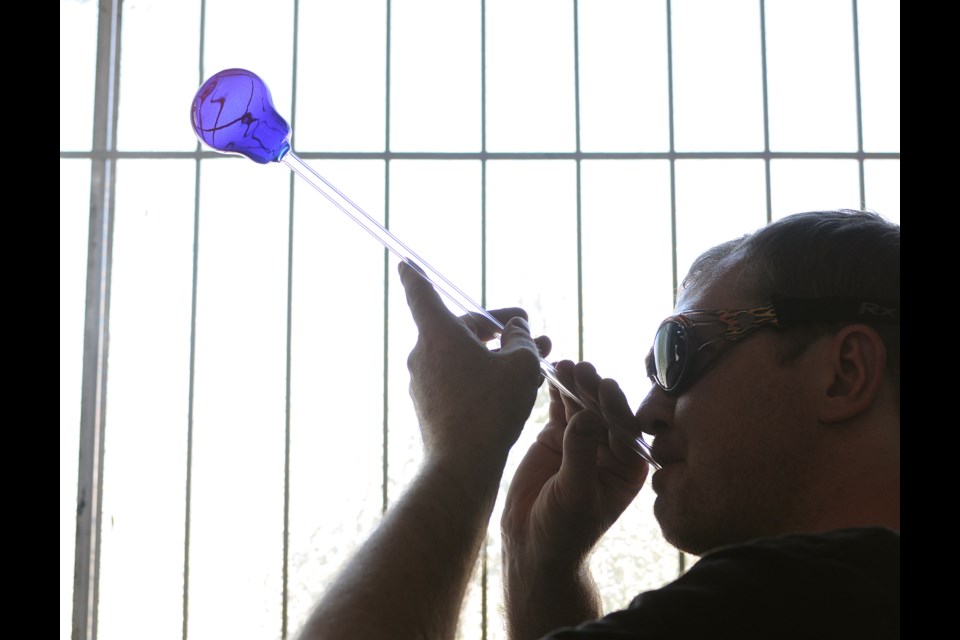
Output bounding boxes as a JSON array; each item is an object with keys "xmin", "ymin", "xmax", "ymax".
[{"xmin": 191, "ymin": 68, "xmax": 291, "ymax": 164}]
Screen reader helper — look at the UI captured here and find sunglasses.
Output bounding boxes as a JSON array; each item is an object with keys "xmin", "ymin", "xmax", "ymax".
[{"xmin": 645, "ymin": 296, "xmax": 899, "ymax": 395}]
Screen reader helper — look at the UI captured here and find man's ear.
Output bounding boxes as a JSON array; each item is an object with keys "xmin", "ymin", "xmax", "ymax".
[{"xmin": 819, "ymin": 324, "xmax": 888, "ymax": 424}]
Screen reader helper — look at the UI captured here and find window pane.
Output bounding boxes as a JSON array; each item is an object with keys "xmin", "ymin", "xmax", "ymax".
[
  {"xmin": 675, "ymin": 159, "xmax": 767, "ymax": 274},
  {"xmin": 672, "ymin": 0, "xmax": 764, "ymax": 151},
  {"xmin": 60, "ymin": 159, "xmax": 91, "ymax": 640},
  {"xmin": 770, "ymin": 160, "xmax": 861, "ymax": 218},
  {"xmin": 859, "ymin": 0, "xmax": 900, "ymax": 152},
  {"xmin": 579, "ymin": 1, "xmax": 670, "ymax": 151},
  {"xmin": 189, "ymin": 159, "xmax": 290, "ymax": 640},
  {"xmin": 391, "ymin": 0, "xmax": 481, "ymax": 151},
  {"xmin": 580, "ymin": 160, "xmax": 682, "ymax": 607},
  {"xmin": 98, "ymin": 160, "xmax": 195, "ymax": 640},
  {"xmin": 203, "ymin": 0, "xmax": 295, "ymax": 127},
  {"xmin": 486, "ymin": 161, "xmax": 579, "ymax": 356},
  {"xmin": 766, "ymin": 0, "xmax": 858, "ymax": 151},
  {"xmin": 118, "ymin": 0, "xmax": 201, "ymax": 151},
  {"xmin": 864, "ymin": 160, "xmax": 900, "ymax": 224},
  {"xmin": 60, "ymin": 0, "xmax": 98, "ymax": 150},
  {"xmin": 487, "ymin": 1, "xmax": 576, "ymax": 151},
  {"xmin": 287, "ymin": 160, "xmax": 387, "ymax": 632},
  {"xmin": 295, "ymin": 1, "xmax": 386, "ymax": 152}
]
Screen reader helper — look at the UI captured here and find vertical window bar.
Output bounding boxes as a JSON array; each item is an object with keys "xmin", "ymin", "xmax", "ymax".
[
  {"xmin": 184, "ymin": 161, "xmax": 201, "ymax": 640},
  {"xmin": 851, "ymin": 0, "xmax": 866, "ymax": 208},
  {"xmin": 73, "ymin": 2, "xmax": 122, "ymax": 639},
  {"xmin": 382, "ymin": 0, "xmax": 393, "ymax": 514},
  {"xmin": 281, "ymin": 1, "xmax": 302, "ymax": 636},
  {"xmin": 759, "ymin": 0, "xmax": 772, "ymax": 223},
  {"xmin": 664, "ymin": 0, "xmax": 685, "ymax": 576},
  {"xmin": 481, "ymin": 0, "xmax": 488, "ymax": 308},
  {"xmin": 382, "ymin": 158, "xmax": 391, "ymax": 515},
  {"xmin": 480, "ymin": 2, "xmax": 489, "ymax": 635},
  {"xmin": 573, "ymin": 0, "xmax": 585, "ymax": 361},
  {"xmin": 281, "ymin": 144, "xmax": 294, "ymax": 640},
  {"xmin": 385, "ymin": 0, "xmax": 392, "ymax": 158},
  {"xmin": 183, "ymin": 2, "xmax": 207, "ymax": 638},
  {"xmin": 573, "ymin": 0, "xmax": 581, "ymax": 154},
  {"xmin": 665, "ymin": 0, "xmax": 679, "ymax": 302}
]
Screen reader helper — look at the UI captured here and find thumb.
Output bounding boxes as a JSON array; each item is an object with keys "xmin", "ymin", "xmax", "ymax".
[
  {"xmin": 499, "ymin": 316, "xmax": 538, "ymax": 355},
  {"xmin": 498, "ymin": 317, "xmax": 542, "ymax": 378}
]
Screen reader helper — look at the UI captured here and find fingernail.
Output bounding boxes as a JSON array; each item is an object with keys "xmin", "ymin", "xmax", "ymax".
[{"xmin": 406, "ymin": 261, "xmax": 428, "ymax": 278}]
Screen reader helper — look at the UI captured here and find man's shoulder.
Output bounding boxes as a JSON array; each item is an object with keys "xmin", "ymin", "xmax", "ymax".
[
  {"xmin": 543, "ymin": 528, "xmax": 899, "ymax": 639},
  {"xmin": 637, "ymin": 527, "xmax": 899, "ymax": 636},
  {"xmin": 676, "ymin": 526, "xmax": 900, "ymax": 604}
]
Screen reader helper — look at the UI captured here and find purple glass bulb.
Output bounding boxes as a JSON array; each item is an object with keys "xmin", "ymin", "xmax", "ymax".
[{"xmin": 191, "ymin": 68, "xmax": 291, "ymax": 164}]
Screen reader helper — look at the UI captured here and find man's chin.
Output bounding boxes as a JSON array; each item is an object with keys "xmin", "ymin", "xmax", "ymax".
[{"xmin": 653, "ymin": 500, "xmax": 713, "ymax": 557}]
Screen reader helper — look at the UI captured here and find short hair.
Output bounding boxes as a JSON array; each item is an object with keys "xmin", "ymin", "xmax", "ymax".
[{"xmin": 683, "ymin": 209, "xmax": 900, "ymax": 396}]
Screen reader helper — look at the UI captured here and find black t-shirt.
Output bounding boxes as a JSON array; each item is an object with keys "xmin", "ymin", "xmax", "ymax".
[{"xmin": 542, "ymin": 527, "xmax": 900, "ymax": 639}]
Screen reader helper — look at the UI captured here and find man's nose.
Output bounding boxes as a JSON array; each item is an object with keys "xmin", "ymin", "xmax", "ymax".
[{"xmin": 635, "ymin": 385, "xmax": 675, "ymax": 437}]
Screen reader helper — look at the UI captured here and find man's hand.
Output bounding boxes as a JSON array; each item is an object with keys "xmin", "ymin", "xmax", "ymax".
[
  {"xmin": 400, "ymin": 261, "xmax": 550, "ymax": 465},
  {"xmin": 296, "ymin": 262, "xmax": 552, "ymax": 639},
  {"xmin": 501, "ymin": 360, "xmax": 649, "ymax": 637}
]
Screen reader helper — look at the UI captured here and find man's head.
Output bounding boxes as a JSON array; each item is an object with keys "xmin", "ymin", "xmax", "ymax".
[
  {"xmin": 680, "ymin": 209, "xmax": 900, "ymax": 401},
  {"xmin": 638, "ymin": 210, "xmax": 900, "ymax": 555}
]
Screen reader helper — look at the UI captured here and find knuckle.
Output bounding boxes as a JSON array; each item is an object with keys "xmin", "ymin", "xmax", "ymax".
[{"xmin": 407, "ymin": 342, "xmax": 422, "ymax": 372}]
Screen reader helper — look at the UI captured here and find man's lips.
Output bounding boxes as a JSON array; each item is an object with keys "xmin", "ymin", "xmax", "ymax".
[
  {"xmin": 650, "ymin": 451, "xmax": 684, "ymax": 494},
  {"xmin": 650, "ymin": 443, "xmax": 683, "ymax": 468},
  {"xmin": 650, "ymin": 467, "xmax": 667, "ymax": 496}
]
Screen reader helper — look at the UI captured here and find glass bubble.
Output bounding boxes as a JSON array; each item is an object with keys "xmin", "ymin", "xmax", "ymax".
[{"xmin": 190, "ymin": 68, "xmax": 291, "ymax": 164}]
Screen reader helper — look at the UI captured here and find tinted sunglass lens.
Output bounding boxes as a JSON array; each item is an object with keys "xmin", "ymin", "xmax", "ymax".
[{"xmin": 654, "ymin": 322, "xmax": 687, "ymax": 390}]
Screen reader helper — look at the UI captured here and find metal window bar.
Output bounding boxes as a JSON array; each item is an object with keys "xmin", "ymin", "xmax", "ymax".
[
  {"xmin": 851, "ymin": 0, "xmax": 867, "ymax": 209},
  {"xmin": 72, "ymin": 1, "xmax": 122, "ymax": 639},
  {"xmin": 280, "ymin": 2, "xmax": 302, "ymax": 637},
  {"xmin": 62, "ymin": 0, "xmax": 899, "ymax": 638}
]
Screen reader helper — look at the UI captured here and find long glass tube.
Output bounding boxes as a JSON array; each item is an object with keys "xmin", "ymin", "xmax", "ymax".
[
  {"xmin": 191, "ymin": 68, "xmax": 658, "ymax": 468},
  {"xmin": 281, "ymin": 152, "xmax": 657, "ymax": 467}
]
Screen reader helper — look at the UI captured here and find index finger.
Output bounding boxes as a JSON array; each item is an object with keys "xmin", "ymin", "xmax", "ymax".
[
  {"xmin": 598, "ymin": 377, "xmax": 648, "ymax": 465},
  {"xmin": 398, "ymin": 261, "xmax": 457, "ymax": 333},
  {"xmin": 553, "ymin": 359, "xmax": 585, "ymax": 422}
]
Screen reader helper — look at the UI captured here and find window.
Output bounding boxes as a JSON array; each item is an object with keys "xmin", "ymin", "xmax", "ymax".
[{"xmin": 60, "ymin": 1, "xmax": 900, "ymax": 638}]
